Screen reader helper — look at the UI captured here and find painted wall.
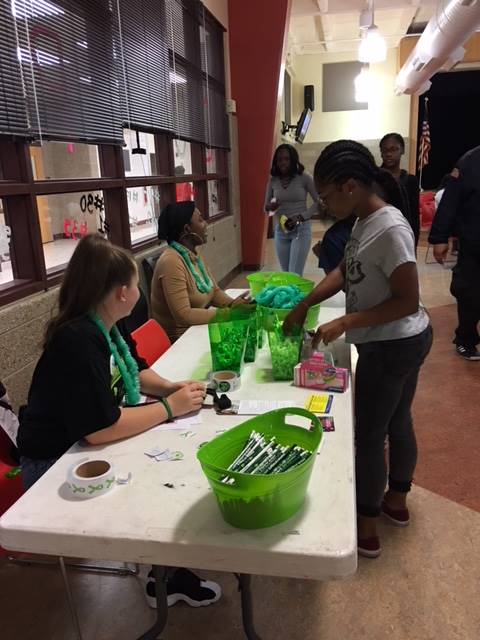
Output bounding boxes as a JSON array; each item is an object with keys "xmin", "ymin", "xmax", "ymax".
[
  {"xmin": 202, "ymin": 0, "xmax": 228, "ymax": 29},
  {"xmin": 229, "ymin": 0, "xmax": 291, "ymax": 268},
  {"xmin": 290, "ymin": 48, "xmax": 411, "ymax": 146}
]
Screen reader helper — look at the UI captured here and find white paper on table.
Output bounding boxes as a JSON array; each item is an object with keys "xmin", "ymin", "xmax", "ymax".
[
  {"xmin": 174, "ymin": 414, "xmax": 203, "ymax": 427},
  {"xmin": 151, "ymin": 413, "xmax": 203, "ymax": 431},
  {"xmin": 237, "ymin": 400, "xmax": 295, "ymax": 415}
]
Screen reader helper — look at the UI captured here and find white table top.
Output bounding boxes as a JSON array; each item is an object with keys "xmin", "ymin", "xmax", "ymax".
[{"xmin": 0, "ymin": 304, "xmax": 357, "ymax": 581}]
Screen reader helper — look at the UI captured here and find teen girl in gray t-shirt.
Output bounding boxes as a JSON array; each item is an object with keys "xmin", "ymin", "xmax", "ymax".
[{"xmin": 284, "ymin": 140, "xmax": 432, "ymax": 559}]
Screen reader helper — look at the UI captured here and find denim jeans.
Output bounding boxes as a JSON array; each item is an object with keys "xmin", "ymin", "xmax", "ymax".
[
  {"xmin": 274, "ymin": 221, "xmax": 312, "ymax": 276},
  {"xmin": 354, "ymin": 325, "xmax": 433, "ymax": 517},
  {"xmin": 20, "ymin": 456, "xmax": 58, "ymax": 491}
]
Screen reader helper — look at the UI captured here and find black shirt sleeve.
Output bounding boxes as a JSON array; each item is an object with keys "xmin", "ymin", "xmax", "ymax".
[
  {"xmin": 18, "ymin": 320, "xmax": 122, "ymax": 459},
  {"xmin": 407, "ymin": 175, "xmax": 420, "ymax": 247},
  {"xmin": 18, "ymin": 317, "xmax": 152, "ymax": 460},
  {"xmin": 49, "ymin": 324, "xmax": 122, "ymax": 446},
  {"xmin": 399, "ymin": 173, "xmax": 420, "ymax": 248}
]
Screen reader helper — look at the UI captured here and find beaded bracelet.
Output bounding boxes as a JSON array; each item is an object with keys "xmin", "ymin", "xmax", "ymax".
[{"xmin": 160, "ymin": 398, "xmax": 173, "ymax": 422}]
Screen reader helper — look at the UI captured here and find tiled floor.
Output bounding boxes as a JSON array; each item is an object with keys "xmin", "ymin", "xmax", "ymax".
[{"xmin": 1, "ymin": 221, "xmax": 478, "ymax": 640}]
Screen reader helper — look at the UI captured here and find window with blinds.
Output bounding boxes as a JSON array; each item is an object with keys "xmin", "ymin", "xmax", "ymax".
[
  {"xmin": 200, "ymin": 7, "xmax": 229, "ymax": 149},
  {"xmin": 169, "ymin": 0, "xmax": 229, "ymax": 149},
  {"xmin": 0, "ymin": 0, "xmax": 228, "ymax": 148},
  {"xmin": 11, "ymin": 0, "xmax": 123, "ymax": 144},
  {"xmin": 116, "ymin": 0, "xmax": 173, "ymax": 134},
  {"xmin": 0, "ymin": 4, "xmax": 29, "ymax": 136}
]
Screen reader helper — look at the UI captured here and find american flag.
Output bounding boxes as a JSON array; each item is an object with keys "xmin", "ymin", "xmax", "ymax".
[{"xmin": 418, "ymin": 105, "xmax": 431, "ymax": 170}]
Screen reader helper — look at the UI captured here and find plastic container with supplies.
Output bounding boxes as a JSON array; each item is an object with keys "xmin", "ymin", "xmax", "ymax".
[
  {"xmin": 266, "ymin": 321, "xmax": 304, "ymax": 381},
  {"xmin": 247, "ymin": 272, "xmax": 315, "ymax": 299},
  {"xmin": 208, "ymin": 307, "xmax": 254, "ymax": 374},
  {"xmin": 197, "ymin": 408, "xmax": 323, "ymax": 529}
]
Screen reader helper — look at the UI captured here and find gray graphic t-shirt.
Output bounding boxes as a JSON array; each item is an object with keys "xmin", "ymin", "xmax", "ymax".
[{"xmin": 345, "ymin": 206, "xmax": 428, "ymax": 344}]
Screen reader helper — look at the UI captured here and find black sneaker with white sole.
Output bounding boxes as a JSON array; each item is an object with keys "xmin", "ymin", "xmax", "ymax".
[
  {"xmin": 145, "ymin": 568, "xmax": 222, "ymax": 609},
  {"xmin": 456, "ymin": 345, "xmax": 480, "ymax": 361}
]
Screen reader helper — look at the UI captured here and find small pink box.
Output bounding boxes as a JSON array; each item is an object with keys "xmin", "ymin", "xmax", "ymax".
[{"xmin": 294, "ymin": 358, "xmax": 349, "ymax": 393}]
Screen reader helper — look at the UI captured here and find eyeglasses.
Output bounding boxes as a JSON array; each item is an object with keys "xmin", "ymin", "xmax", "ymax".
[{"xmin": 318, "ymin": 185, "xmax": 338, "ymax": 209}]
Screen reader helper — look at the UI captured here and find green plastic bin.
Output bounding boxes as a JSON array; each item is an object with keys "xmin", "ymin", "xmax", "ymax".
[
  {"xmin": 247, "ymin": 272, "xmax": 315, "ymax": 298},
  {"xmin": 268, "ymin": 326, "xmax": 303, "ymax": 381},
  {"xmin": 208, "ymin": 306, "xmax": 257, "ymax": 373},
  {"xmin": 197, "ymin": 408, "xmax": 323, "ymax": 529}
]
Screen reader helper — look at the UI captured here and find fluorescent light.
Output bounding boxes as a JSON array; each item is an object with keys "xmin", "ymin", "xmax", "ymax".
[
  {"xmin": 358, "ymin": 25, "xmax": 387, "ymax": 64},
  {"xmin": 76, "ymin": 41, "xmax": 88, "ymax": 49},
  {"xmin": 354, "ymin": 66, "xmax": 370, "ymax": 103},
  {"xmin": 169, "ymin": 71, "xmax": 187, "ymax": 84}
]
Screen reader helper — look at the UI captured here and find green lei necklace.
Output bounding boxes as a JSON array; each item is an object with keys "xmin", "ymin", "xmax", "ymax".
[
  {"xmin": 90, "ymin": 313, "xmax": 141, "ymax": 405},
  {"xmin": 170, "ymin": 241, "xmax": 213, "ymax": 294}
]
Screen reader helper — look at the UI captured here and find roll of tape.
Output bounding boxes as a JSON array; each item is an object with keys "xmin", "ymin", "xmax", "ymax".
[
  {"xmin": 211, "ymin": 371, "xmax": 241, "ymax": 393},
  {"xmin": 67, "ymin": 458, "xmax": 116, "ymax": 500}
]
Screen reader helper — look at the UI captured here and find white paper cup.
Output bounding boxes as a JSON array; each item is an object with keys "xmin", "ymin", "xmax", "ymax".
[{"xmin": 211, "ymin": 371, "xmax": 241, "ymax": 393}]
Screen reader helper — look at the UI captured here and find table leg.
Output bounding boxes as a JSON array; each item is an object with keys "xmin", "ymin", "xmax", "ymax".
[
  {"xmin": 137, "ymin": 565, "xmax": 170, "ymax": 640},
  {"xmin": 236, "ymin": 574, "xmax": 262, "ymax": 640},
  {"xmin": 59, "ymin": 556, "xmax": 83, "ymax": 640}
]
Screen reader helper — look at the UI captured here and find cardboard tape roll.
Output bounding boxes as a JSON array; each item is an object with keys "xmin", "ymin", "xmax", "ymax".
[
  {"xmin": 67, "ymin": 458, "xmax": 116, "ymax": 500},
  {"xmin": 211, "ymin": 371, "xmax": 241, "ymax": 393}
]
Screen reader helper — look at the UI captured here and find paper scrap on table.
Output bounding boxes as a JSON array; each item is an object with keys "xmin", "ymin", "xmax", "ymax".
[
  {"xmin": 237, "ymin": 400, "xmax": 295, "ymax": 415},
  {"xmin": 175, "ymin": 414, "xmax": 203, "ymax": 427},
  {"xmin": 151, "ymin": 413, "xmax": 203, "ymax": 431},
  {"xmin": 144, "ymin": 447, "xmax": 184, "ymax": 461}
]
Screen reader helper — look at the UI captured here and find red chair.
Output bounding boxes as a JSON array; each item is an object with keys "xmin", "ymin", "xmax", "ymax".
[
  {"xmin": 132, "ymin": 319, "xmax": 171, "ymax": 366},
  {"xmin": 0, "ymin": 429, "xmax": 23, "ymax": 556},
  {"xmin": 420, "ymin": 191, "xmax": 435, "ymax": 229}
]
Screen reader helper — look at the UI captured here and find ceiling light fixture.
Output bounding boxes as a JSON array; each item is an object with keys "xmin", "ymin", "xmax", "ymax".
[{"xmin": 358, "ymin": 1, "xmax": 387, "ymax": 64}]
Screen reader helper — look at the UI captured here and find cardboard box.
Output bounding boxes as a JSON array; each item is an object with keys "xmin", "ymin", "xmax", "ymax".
[{"xmin": 294, "ymin": 356, "xmax": 349, "ymax": 393}]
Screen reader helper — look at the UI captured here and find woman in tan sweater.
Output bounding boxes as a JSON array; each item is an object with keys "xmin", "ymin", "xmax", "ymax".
[{"xmin": 152, "ymin": 201, "xmax": 245, "ymax": 342}]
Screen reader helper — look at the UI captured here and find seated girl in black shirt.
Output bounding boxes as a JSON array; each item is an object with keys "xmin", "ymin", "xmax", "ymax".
[{"xmin": 17, "ymin": 234, "xmax": 221, "ymax": 609}]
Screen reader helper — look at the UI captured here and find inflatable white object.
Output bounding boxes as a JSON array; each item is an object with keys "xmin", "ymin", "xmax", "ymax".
[{"xmin": 395, "ymin": 0, "xmax": 480, "ymax": 96}]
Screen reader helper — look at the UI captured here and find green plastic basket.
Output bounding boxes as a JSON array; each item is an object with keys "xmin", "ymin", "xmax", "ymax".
[
  {"xmin": 208, "ymin": 307, "xmax": 255, "ymax": 374},
  {"xmin": 247, "ymin": 272, "xmax": 315, "ymax": 298},
  {"xmin": 197, "ymin": 408, "xmax": 323, "ymax": 529}
]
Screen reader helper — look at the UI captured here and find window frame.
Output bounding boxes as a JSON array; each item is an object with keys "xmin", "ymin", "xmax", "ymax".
[{"xmin": 0, "ymin": 132, "xmax": 230, "ymax": 307}]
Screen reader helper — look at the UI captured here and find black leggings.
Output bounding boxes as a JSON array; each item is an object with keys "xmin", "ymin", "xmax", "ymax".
[{"xmin": 355, "ymin": 326, "xmax": 433, "ymax": 517}]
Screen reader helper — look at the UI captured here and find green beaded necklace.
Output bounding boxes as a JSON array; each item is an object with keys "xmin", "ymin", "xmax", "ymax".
[
  {"xmin": 90, "ymin": 313, "xmax": 141, "ymax": 405},
  {"xmin": 170, "ymin": 241, "xmax": 213, "ymax": 294}
]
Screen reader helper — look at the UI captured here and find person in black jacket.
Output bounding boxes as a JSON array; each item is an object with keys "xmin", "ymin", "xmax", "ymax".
[
  {"xmin": 380, "ymin": 133, "xmax": 420, "ymax": 248},
  {"xmin": 429, "ymin": 147, "xmax": 480, "ymax": 361}
]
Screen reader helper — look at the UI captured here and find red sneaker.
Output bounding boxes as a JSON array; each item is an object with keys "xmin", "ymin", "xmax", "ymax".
[
  {"xmin": 381, "ymin": 501, "xmax": 410, "ymax": 526},
  {"xmin": 357, "ymin": 536, "xmax": 381, "ymax": 558}
]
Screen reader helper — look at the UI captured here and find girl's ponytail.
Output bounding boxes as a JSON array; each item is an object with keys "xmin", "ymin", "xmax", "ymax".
[{"xmin": 374, "ymin": 168, "xmax": 405, "ymax": 214}]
